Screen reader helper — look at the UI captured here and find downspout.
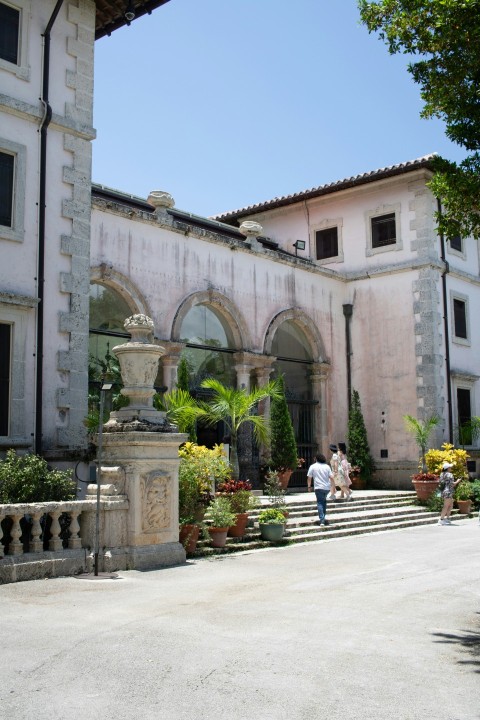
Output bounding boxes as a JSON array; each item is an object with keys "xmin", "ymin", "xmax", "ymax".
[
  {"xmin": 35, "ymin": 0, "xmax": 65, "ymax": 455},
  {"xmin": 343, "ymin": 303, "xmax": 353, "ymax": 409},
  {"xmin": 437, "ymin": 199, "xmax": 453, "ymax": 443}
]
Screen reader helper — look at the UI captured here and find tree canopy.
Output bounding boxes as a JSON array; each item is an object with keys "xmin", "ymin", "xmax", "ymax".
[{"xmin": 358, "ymin": 0, "xmax": 480, "ymax": 239}]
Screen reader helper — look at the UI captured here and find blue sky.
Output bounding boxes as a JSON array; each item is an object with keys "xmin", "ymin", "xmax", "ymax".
[{"xmin": 92, "ymin": 0, "xmax": 466, "ymax": 218}]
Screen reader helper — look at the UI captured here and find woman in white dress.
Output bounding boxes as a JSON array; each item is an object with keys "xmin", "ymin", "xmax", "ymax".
[{"xmin": 337, "ymin": 442, "xmax": 353, "ymax": 501}]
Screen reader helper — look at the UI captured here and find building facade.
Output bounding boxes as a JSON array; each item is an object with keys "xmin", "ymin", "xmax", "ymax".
[{"xmin": 1, "ymin": 1, "xmax": 479, "ymax": 488}]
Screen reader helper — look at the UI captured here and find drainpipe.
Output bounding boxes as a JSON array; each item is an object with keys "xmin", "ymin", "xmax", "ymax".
[
  {"xmin": 343, "ymin": 303, "xmax": 353, "ymax": 409},
  {"xmin": 35, "ymin": 0, "xmax": 65, "ymax": 455},
  {"xmin": 437, "ymin": 199, "xmax": 453, "ymax": 443}
]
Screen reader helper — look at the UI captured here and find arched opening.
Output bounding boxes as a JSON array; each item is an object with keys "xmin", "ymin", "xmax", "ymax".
[
  {"xmin": 179, "ymin": 303, "xmax": 238, "ymax": 448},
  {"xmin": 271, "ymin": 320, "xmax": 318, "ymax": 486}
]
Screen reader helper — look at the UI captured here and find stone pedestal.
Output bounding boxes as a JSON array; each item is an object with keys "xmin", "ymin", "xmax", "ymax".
[{"xmin": 98, "ymin": 431, "xmax": 187, "ymax": 569}]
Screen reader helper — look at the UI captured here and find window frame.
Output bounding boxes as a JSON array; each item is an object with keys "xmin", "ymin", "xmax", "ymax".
[
  {"xmin": 0, "ymin": 0, "xmax": 30, "ymax": 81},
  {"xmin": 0, "ymin": 296, "xmax": 34, "ymax": 447},
  {"xmin": 0, "ymin": 138, "xmax": 26, "ymax": 243},
  {"xmin": 450, "ymin": 291, "xmax": 470, "ymax": 345},
  {"xmin": 451, "ymin": 372, "xmax": 479, "ymax": 448},
  {"xmin": 0, "ymin": 321, "xmax": 11, "ymax": 436},
  {"xmin": 311, "ymin": 218, "xmax": 344, "ymax": 265},
  {"xmin": 365, "ymin": 204, "xmax": 402, "ymax": 257}
]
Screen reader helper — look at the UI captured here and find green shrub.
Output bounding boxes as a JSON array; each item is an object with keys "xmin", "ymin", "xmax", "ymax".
[
  {"xmin": 469, "ymin": 480, "xmax": 480, "ymax": 509},
  {"xmin": 258, "ymin": 507, "xmax": 287, "ymax": 524},
  {"xmin": 347, "ymin": 390, "xmax": 375, "ymax": 483},
  {"xmin": 0, "ymin": 450, "xmax": 76, "ymax": 504},
  {"xmin": 270, "ymin": 375, "xmax": 297, "ymax": 472}
]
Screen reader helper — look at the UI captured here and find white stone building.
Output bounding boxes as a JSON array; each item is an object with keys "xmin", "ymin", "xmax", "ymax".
[{"xmin": 1, "ymin": 1, "xmax": 479, "ymax": 488}]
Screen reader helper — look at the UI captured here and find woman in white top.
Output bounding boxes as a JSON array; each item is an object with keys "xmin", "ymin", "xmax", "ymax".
[{"xmin": 328, "ymin": 443, "xmax": 339, "ymax": 501}]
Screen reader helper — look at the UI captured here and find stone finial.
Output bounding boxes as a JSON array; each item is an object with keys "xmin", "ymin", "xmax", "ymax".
[
  {"xmin": 124, "ymin": 314, "xmax": 155, "ymax": 343},
  {"xmin": 239, "ymin": 220, "xmax": 263, "ymax": 238},
  {"xmin": 147, "ymin": 191, "xmax": 175, "ymax": 210}
]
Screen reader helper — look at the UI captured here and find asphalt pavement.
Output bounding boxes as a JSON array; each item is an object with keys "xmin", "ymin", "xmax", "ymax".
[{"xmin": 1, "ymin": 518, "xmax": 479, "ymax": 720}]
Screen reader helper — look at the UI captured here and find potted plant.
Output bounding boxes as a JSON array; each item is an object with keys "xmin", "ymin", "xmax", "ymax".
[
  {"xmin": 404, "ymin": 414, "xmax": 440, "ymax": 498},
  {"xmin": 217, "ymin": 478, "xmax": 255, "ymax": 538},
  {"xmin": 347, "ymin": 390, "xmax": 375, "ymax": 489},
  {"xmin": 258, "ymin": 507, "xmax": 287, "ymax": 542},
  {"xmin": 454, "ymin": 481, "xmax": 473, "ymax": 514},
  {"xmin": 269, "ymin": 375, "xmax": 298, "ymax": 490},
  {"xmin": 204, "ymin": 496, "xmax": 237, "ymax": 548},
  {"xmin": 262, "ymin": 469, "xmax": 288, "ymax": 516},
  {"xmin": 178, "ymin": 442, "xmax": 230, "ymax": 552}
]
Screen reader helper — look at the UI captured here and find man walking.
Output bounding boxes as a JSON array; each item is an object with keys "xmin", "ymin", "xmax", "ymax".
[{"xmin": 307, "ymin": 453, "xmax": 334, "ymax": 526}]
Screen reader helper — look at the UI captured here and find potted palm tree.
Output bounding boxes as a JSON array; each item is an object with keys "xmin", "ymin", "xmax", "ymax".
[
  {"xmin": 404, "ymin": 414, "xmax": 440, "ymax": 499},
  {"xmin": 195, "ymin": 377, "xmax": 281, "ymax": 480}
]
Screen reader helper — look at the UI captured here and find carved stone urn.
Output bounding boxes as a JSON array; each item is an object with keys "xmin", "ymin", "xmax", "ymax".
[{"xmin": 110, "ymin": 314, "xmax": 165, "ymax": 423}]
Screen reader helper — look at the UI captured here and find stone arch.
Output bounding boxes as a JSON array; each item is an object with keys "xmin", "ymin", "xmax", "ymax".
[
  {"xmin": 263, "ymin": 307, "xmax": 327, "ymax": 362},
  {"xmin": 171, "ymin": 289, "xmax": 252, "ymax": 349},
  {"xmin": 90, "ymin": 265, "xmax": 151, "ymax": 319}
]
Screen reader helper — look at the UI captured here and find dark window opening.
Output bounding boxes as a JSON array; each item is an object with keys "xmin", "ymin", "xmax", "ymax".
[
  {"xmin": 449, "ymin": 235, "xmax": 462, "ymax": 252},
  {"xmin": 457, "ymin": 388, "xmax": 472, "ymax": 445},
  {"xmin": 315, "ymin": 227, "xmax": 338, "ymax": 260},
  {"xmin": 453, "ymin": 298, "xmax": 467, "ymax": 339},
  {"xmin": 0, "ymin": 151, "xmax": 14, "ymax": 227},
  {"xmin": 371, "ymin": 213, "xmax": 396, "ymax": 248},
  {"xmin": 0, "ymin": 323, "xmax": 11, "ymax": 436},
  {"xmin": 0, "ymin": 3, "xmax": 20, "ymax": 65}
]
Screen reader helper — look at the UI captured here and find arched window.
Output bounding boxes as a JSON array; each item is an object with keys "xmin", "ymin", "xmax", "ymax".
[
  {"xmin": 179, "ymin": 304, "xmax": 237, "ymax": 388},
  {"xmin": 89, "ymin": 283, "xmax": 132, "ymax": 382},
  {"xmin": 271, "ymin": 320, "xmax": 317, "ymax": 482},
  {"xmin": 271, "ymin": 321, "xmax": 313, "ymax": 401}
]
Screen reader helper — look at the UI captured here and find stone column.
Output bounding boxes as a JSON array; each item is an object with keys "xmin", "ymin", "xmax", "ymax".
[
  {"xmin": 309, "ymin": 362, "xmax": 331, "ymax": 455},
  {"xmin": 161, "ymin": 341, "xmax": 186, "ymax": 392},
  {"xmin": 233, "ymin": 351, "xmax": 260, "ymax": 390}
]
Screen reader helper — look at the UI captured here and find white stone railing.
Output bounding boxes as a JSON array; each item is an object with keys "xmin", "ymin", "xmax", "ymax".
[{"xmin": 0, "ymin": 496, "xmax": 129, "ymax": 579}]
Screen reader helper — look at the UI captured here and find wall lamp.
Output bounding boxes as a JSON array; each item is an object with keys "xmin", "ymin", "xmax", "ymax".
[
  {"xmin": 125, "ymin": 1, "xmax": 136, "ymax": 23},
  {"xmin": 293, "ymin": 239, "xmax": 306, "ymax": 256}
]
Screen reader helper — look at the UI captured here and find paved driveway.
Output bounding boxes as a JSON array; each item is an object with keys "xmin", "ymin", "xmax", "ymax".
[{"xmin": 1, "ymin": 519, "xmax": 479, "ymax": 720}]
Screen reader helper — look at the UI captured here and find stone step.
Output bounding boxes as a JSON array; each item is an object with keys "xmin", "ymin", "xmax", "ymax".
[
  {"xmin": 193, "ymin": 513, "xmax": 472, "ymax": 557},
  {"xmin": 191, "ymin": 491, "xmax": 473, "ymax": 558}
]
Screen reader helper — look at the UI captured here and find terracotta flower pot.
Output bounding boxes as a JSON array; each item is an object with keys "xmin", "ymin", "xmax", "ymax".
[
  {"xmin": 412, "ymin": 477, "xmax": 439, "ymax": 500},
  {"xmin": 179, "ymin": 524, "xmax": 200, "ymax": 553},
  {"xmin": 278, "ymin": 469, "xmax": 293, "ymax": 491},
  {"xmin": 456, "ymin": 499, "xmax": 472, "ymax": 514},
  {"xmin": 228, "ymin": 512, "xmax": 249, "ymax": 538},
  {"xmin": 350, "ymin": 474, "xmax": 366, "ymax": 490},
  {"xmin": 208, "ymin": 527, "xmax": 229, "ymax": 548}
]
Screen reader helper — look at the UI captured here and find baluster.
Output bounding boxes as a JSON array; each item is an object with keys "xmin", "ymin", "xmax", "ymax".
[
  {"xmin": 30, "ymin": 512, "xmax": 44, "ymax": 553},
  {"xmin": 49, "ymin": 511, "xmax": 62, "ymax": 551},
  {"xmin": 9, "ymin": 514, "xmax": 23, "ymax": 555},
  {"xmin": 68, "ymin": 510, "xmax": 82, "ymax": 549}
]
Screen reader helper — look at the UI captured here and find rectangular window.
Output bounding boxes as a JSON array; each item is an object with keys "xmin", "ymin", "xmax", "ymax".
[
  {"xmin": 0, "ymin": 151, "xmax": 14, "ymax": 227},
  {"xmin": 0, "ymin": 323, "xmax": 11, "ymax": 436},
  {"xmin": 457, "ymin": 388, "xmax": 472, "ymax": 445},
  {"xmin": 315, "ymin": 227, "xmax": 338, "ymax": 260},
  {"xmin": 449, "ymin": 235, "xmax": 463, "ymax": 253},
  {"xmin": 453, "ymin": 298, "xmax": 467, "ymax": 339},
  {"xmin": 371, "ymin": 213, "xmax": 396, "ymax": 248},
  {"xmin": 0, "ymin": 2, "xmax": 20, "ymax": 65}
]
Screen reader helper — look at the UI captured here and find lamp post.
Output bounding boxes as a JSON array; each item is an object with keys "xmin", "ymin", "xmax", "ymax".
[{"xmin": 94, "ymin": 379, "xmax": 113, "ymax": 576}]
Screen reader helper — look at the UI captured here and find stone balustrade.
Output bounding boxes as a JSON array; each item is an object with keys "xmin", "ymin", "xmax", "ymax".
[{"xmin": 0, "ymin": 495, "xmax": 129, "ymax": 583}]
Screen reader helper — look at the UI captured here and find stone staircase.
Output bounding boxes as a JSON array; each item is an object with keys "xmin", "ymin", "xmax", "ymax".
[{"xmin": 192, "ymin": 491, "xmax": 472, "ymax": 557}]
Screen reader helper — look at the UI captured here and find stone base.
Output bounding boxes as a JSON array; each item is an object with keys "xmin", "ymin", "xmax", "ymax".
[
  {"xmin": 0, "ymin": 549, "xmax": 87, "ymax": 585},
  {"xmin": 126, "ymin": 542, "xmax": 186, "ymax": 570}
]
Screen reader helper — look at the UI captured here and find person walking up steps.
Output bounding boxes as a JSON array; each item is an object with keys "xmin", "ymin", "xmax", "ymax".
[
  {"xmin": 307, "ymin": 453, "xmax": 334, "ymax": 526},
  {"xmin": 328, "ymin": 443, "xmax": 339, "ymax": 501},
  {"xmin": 337, "ymin": 442, "xmax": 353, "ymax": 501}
]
